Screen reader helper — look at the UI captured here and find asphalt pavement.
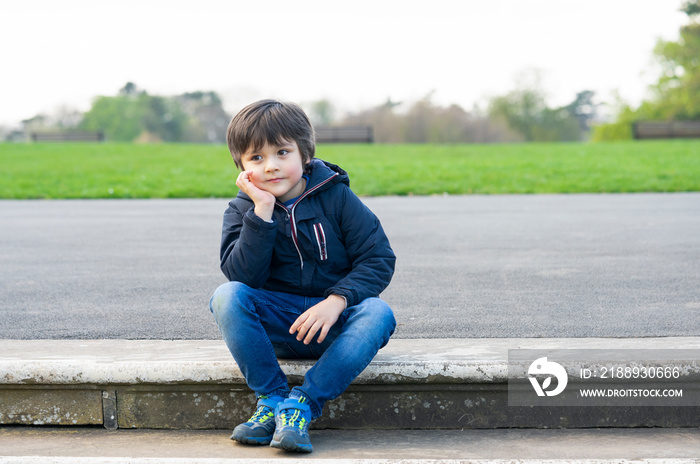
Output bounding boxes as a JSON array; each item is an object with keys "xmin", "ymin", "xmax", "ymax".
[{"xmin": 1, "ymin": 193, "xmax": 698, "ymax": 339}]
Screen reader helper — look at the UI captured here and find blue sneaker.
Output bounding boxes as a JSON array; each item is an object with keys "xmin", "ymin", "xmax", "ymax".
[
  {"xmin": 270, "ymin": 397, "xmax": 313, "ymax": 453},
  {"xmin": 230, "ymin": 395, "xmax": 283, "ymax": 445}
]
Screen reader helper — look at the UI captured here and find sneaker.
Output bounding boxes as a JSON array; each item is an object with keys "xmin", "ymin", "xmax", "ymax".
[
  {"xmin": 230, "ymin": 395, "xmax": 284, "ymax": 445},
  {"xmin": 270, "ymin": 397, "xmax": 313, "ymax": 453}
]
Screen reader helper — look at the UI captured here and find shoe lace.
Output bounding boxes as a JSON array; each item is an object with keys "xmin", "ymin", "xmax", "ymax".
[
  {"xmin": 249, "ymin": 396, "xmax": 275, "ymax": 424},
  {"xmin": 250, "ymin": 406, "xmax": 273, "ymax": 424},
  {"xmin": 277, "ymin": 397, "xmax": 309, "ymax": 431}
]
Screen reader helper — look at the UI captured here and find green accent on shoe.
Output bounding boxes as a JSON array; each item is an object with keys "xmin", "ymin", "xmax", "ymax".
[
  {"xmin": 270, "ymin": 397, "xmax": 313, "ymax": 453},
  {"xmin": 230, "ymin": 395, "xmax": 284, "ymax": 446}
]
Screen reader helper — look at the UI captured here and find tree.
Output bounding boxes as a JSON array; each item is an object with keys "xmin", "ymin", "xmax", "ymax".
[
  {"xmin": 563, "ymin": 90, "xmax": 598, "ymax": 134},
  {"xmin": 487, "ymin": 74, "xmax": 586, "ymax": 142},
  {"xmin": 80, "ymin": 93, "xmax": 150, "ymax": 141},
  {"xmin": 142, "ymin": 95, "xmax": 188, "ymax": 142},
  {"xmin": 52, "ymin": 105, "xmax": 83, "ymax": 129},
  {"xmin": 340, "ymin": 95, "xmax": 521, "ymax": 143},
  {"xmin": 488, "ymin": 87, "xmax": 546, "ymax": 141},
  {"xmin": 681, "ymin": 0, "xmax": 700, "ymax": 16},
  {"xmin": 593, "ymin": 1, "xmax": 700, "ymax": 140},
  {"xmin": 649, "ymin": 21, "xmax": 700, "ymax": 120},
  {"xmin": 80, "ymin": 90, "xmax": 189, "ymax": 142},
  {"xmin": 177, "ymin": 91, "xmax": 231, "ymax": 143},
  {"xmin": 20, "ymin": 105, "xmax": 83, "ymax": 133},
  {"xmin": 80, "ymin": 84, "xmax": 230, "ymax": 142},
  {"xmin": 340, "ymin": 98, "xmax": 405, "ymax": 143},
  {"xmin": 119, "ymin": 82, "xmax": 142, "ymax": 96},
  {"xmin": 307, "ymin": 99, "xmax": 335, "ymax": 126}
]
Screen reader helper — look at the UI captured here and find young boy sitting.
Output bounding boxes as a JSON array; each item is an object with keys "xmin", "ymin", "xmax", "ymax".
[{"xmin": 209, "ymin": 99, "xmax": 396, "ymax": 453}]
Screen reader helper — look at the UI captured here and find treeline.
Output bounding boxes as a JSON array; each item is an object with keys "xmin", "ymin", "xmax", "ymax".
[
  {"xmin": 16, "ymin": 79, "xmax": 597, "ymax": 144},
  {"xmin": 20, "ymin": 83, "xmax": 230, "ymax": 144},
  {"xmin": 594, "ymin": 1, "xmax": 700, "ymax": 140},
  {"xmin": 326, "ymin": 86, "xmax": 595, "ymax": 144},
  {"xmin": 303, "ymin": 74, "xmax": 597, "ymax": 144}
]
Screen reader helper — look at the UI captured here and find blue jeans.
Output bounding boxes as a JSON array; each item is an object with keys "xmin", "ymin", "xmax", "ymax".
[{"xmin": 209, "ymin": 281, "xmax": 396, "ymax": 419}]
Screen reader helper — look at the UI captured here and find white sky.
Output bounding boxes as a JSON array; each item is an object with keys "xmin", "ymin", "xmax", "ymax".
[{"xmin": 0, "ymin": 0, "xmax": 689, "ymax": 127}]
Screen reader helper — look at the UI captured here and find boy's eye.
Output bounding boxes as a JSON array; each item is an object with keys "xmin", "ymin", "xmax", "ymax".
[
  {"xmin": 250, "ymin": 155, "xmax": 262, "ymax": 162},
  {"xmin": 278, "ymin": 149, "xmax": 289, "ymax": 156}
]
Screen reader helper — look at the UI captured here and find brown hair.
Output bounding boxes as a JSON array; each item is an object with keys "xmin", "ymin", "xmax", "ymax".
[{"xmin": 226, "ymin": 99, "xmax": 315, "ymax": 169}]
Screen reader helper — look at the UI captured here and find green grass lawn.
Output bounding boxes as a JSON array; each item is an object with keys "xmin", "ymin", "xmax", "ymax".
[{"xmin": 1, "ymin": 140, "xmax": 699, "ymax": 198}]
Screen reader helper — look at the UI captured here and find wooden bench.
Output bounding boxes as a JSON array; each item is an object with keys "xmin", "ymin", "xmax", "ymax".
[
  {"xmin": 31, "ymin": 131, "xmax": 105, "ymax": 142},
  {"xmin": 315, "ymin": 126, "xmax": 373, "ymax": 143},
  {"xmin": 633, "ymin": 121, "xmax": 700, "ymax": 139}
]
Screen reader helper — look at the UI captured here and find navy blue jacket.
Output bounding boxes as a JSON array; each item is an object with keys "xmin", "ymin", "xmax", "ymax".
[{"xmin": 219, "ymin": 158, "xmax": 395, "ymax": 307}]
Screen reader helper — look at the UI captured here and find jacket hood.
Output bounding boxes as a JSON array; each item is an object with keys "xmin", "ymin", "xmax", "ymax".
[{"xmin": 305, "ymin": 158, "xmax": 349, "ymax": 191}]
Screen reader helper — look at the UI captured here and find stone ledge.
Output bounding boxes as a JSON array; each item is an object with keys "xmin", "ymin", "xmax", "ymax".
[
  {"xmin": 1, "ymin": 338, "xmax": 699, "ymax": 430},
  {"xmin": 3, "ymin": 338, "xmax": 699, "ymax": 386}
]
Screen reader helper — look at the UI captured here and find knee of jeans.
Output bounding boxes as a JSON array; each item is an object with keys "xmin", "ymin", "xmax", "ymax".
[
  {"xmin": 209, "ymin": 281, "xmax": 248, "ymax": 316},
  {"xmin": 379, "ymin": 303, "xmax": 397, "ymax": 339},
  {"xmin": 358, "ymin": 298, "xmax": 396, "ymax": 335},
  {"xmin": 378, "ymin": 302, "xmax": 396, "ymax": 333}
]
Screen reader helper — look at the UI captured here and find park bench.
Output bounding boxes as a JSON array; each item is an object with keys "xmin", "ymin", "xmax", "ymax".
[
  {"xmin": 31, "ymin": 131, "xmax": 105, "ymax": 142},
  {"xmin": 633, "ymin": 121, "xmax": 700, "ymax": 139},
  {"xmin": 315, "ymin": 125, "xmax": 373, "ymax": 143}
]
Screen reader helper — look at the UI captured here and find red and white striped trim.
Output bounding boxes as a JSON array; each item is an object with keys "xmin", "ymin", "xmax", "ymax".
[{"xmin": 313, "ymin": 223, "xmax": 328, "ymax": 261}]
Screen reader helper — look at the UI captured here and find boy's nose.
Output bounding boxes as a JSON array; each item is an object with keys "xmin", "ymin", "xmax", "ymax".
[{"xmin": 264, "ymin": 157, "xmax": 279, "ymax": 171}]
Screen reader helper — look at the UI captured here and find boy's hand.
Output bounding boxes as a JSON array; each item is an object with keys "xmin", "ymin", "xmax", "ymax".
[
  {"xmin": 290, "ymin": 295, "xmax": 346, "ymax": 345},
  {"xmin": 236, "ymin": 171, "xmax": 276, "ymax": 222}
]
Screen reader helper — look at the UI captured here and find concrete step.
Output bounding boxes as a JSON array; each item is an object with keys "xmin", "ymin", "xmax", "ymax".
[
  {"xmin": 1, "ymin": 426, "xmax": 699, "ymax": 463},
  {"xmin": 1, "ymin": 338, "xmax": 699, "ymax": 430}
]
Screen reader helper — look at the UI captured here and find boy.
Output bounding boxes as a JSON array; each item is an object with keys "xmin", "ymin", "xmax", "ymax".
[{"xmin": 209, "ymin": 99, "xmax": 396, "ymax": 453}]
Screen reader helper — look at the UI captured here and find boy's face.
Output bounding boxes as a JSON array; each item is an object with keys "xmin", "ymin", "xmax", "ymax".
[{"xmin": 240, "ymin": 139, "xmax": 306, "ymax": 203}]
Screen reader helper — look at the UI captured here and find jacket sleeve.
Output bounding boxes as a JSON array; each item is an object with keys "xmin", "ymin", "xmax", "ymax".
[
  {"xmin": 324, "ymin": 187, "xmax": 396, "ymax": 307},
  {"xmin": 219, "ymin": 202, "xmax": 278, "ymax": 288}
]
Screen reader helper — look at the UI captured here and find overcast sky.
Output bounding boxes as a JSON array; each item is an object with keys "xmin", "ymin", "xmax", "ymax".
[{"xmin": 0, "ymin": 0, "xmax": 689, "ymax": 126}]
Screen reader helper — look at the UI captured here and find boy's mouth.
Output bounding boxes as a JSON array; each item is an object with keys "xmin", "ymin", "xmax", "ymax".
[{"xmin": 267, "ymin": 177, "xmax": 283, "ymax": 183}]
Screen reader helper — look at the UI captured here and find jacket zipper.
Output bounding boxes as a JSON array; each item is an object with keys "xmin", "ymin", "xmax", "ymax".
[
  {"xmin": 313, "ymin": 223, "xmax": 328, "ymax": 261},
  {"xmin": 275, "ymin": 172, "xmax": 339, "ymax": 271}
]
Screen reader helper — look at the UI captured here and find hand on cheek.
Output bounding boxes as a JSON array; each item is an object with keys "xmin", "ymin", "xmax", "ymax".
[{"xmin": 236, "ymin": 171, "xmax": 275, "ymax": 221}]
